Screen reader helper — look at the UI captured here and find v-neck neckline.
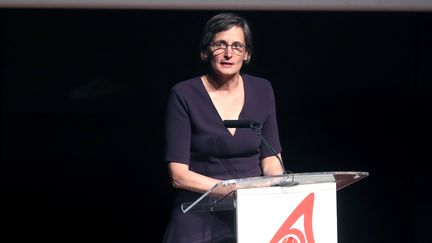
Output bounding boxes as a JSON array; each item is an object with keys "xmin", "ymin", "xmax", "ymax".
[{"xmin": 200, "ymin": 74, "xmax": 247, "ymax": 137}]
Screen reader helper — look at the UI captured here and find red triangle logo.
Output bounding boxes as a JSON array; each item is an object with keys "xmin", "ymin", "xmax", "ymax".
[{"xmin": 270, "ymin": 193, "xmax": 315, "ymax": 243}]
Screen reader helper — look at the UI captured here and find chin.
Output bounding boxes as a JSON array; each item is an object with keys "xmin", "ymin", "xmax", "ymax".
[{"xmin": 216, "ymin": 68, "xmax": 241, "ymax": 76}]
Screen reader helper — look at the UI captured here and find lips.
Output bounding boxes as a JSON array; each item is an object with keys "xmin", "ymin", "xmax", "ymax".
[{"xmin": 220, "ymin": 61, "xmax": 234, "ymax": 67}]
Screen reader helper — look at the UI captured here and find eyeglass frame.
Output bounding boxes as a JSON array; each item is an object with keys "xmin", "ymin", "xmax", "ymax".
[{"xmin": 208, "ymin": 41, "xmax": 248, "ymax": 56}]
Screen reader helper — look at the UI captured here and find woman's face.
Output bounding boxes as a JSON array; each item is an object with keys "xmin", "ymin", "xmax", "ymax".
[{"xmin": 208, "ymin": 26, "xmax": 248, "ymax": 77}]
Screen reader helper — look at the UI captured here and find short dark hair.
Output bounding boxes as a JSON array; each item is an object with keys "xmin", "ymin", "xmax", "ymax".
[{"xmin": 200, "ymin": 13, "xmax": 253, "ymax": 64}]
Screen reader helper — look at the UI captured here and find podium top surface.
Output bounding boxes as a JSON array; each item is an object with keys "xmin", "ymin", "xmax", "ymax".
[{"xmin": 181, "ymin": 171, "xmax": 369, "ymax": 213}]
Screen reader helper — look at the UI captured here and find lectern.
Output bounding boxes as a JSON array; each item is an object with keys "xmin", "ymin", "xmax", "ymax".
[{"xmin": 181, "ymin": 171, "xmax": 369, "ymax": 243}]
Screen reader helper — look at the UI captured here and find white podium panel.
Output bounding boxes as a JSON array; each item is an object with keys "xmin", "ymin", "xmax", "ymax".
[{"xmin": 236, "ymin": 182, "xmax": 337, "ymax": 243}]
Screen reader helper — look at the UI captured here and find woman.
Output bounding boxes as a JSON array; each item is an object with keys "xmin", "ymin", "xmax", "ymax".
[{"xmin": 163, "ymin": 13, "xmax": 285, "ymax": 243}]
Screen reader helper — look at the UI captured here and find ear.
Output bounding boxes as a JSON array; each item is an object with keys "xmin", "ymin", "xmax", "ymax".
[
  {"xmin": 201, "ymin": 51, "xmax": 210, "ymax": 62},
  {"xmin": 243, "ymin": 51, "xmax": 250, "ymax": 61},
  {"xmin": 243, "ymin": 52, "xmax": 250, "ymax": 62}
]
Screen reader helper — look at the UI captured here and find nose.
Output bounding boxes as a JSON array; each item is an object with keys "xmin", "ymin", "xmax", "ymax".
[{"xmin": 223, "ymin": 46, "xmax": 233, "ymax": 58}]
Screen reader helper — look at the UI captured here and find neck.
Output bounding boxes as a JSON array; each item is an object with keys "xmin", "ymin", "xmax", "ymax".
[{"xmin": 207, "ymin": 72, "xmax": 241, "ymax": 90}]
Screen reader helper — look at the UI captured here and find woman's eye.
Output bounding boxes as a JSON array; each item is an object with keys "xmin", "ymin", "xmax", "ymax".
[{"xmin": 216, "ymin": 43, "xmax": 226, "ymax": 48}]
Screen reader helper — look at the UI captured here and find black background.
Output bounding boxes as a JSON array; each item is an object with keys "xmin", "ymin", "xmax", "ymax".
[{"xmin": 2, "ymin": 9, "xmax": 431, "ymax": 242}]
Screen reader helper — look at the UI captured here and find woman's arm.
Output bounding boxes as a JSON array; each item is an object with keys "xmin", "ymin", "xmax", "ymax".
[
  {"xmin": 168, "ymin": 162, "xmax": 222, "ymax": 194},
  {"xmin": 261, "ymin": 153, "xmax": 284, "ymax": 176}
]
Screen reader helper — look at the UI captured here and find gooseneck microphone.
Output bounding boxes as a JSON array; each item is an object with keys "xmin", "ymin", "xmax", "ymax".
[
  {"xmin": 223, "ymin": 119, "xmax": 290, "ymax": 176},
  {"xmin": 222, "ymin": 120, "xmax": 261, "ymax": 129}
]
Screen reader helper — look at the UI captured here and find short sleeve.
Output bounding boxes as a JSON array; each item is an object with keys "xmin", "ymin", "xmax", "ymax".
[
  {"xmin": 163, "ymin": 87, "xmax": 191, "ymax": 164},
  {"xmin": 260, "ymin": 81, "xmax": 282, "ymax": 159}
]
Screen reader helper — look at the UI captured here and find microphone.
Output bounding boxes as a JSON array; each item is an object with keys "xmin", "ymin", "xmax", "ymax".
[
  {"xmin": 223, "ymin": 119, "xmax": 290, "ymax": 177},
  {"xmin": 222, "ymin": 120, "xmax": 261, "ymax": 129}
]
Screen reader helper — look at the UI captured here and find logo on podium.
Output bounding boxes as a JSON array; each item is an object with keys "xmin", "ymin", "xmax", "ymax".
[{"xmin": 270, "ymin": 193, "xmax": 315, "ymax": 243}]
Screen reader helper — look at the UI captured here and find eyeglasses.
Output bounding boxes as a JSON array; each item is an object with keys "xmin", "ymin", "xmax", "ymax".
[{"xmin": 209, "ymin": 41, "xmax": 247, "ymax": 56}]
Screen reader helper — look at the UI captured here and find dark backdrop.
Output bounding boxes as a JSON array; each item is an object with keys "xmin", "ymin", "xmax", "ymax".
[{"xmin": 2, "ymin": 9, "xmax": 431, "ymax": 242}]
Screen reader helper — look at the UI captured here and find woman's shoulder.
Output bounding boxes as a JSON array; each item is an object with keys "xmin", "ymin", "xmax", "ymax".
[
  {"xmin": 170, "ymin": 76, "xmax": 202, "ymax": 93},
  {"xmin": 242, "ymin": 73, "xmax": 273, "ymax": 89}
]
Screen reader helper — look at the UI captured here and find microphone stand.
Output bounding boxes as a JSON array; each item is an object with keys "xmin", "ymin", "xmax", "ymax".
[{"xmin": 250, "ymin": 122, "xmax": 294, "ymax": 184}]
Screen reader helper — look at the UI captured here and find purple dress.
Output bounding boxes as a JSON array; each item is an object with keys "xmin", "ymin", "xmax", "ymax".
[{"xmin": 163, "ymin": 74, "xmax": 282, "ymax": 243}]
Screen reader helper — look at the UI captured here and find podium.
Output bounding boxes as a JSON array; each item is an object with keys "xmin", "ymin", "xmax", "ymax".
[{"xmin": 181, "ymin": 171, "xmax": 369, "ymax": 243}]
